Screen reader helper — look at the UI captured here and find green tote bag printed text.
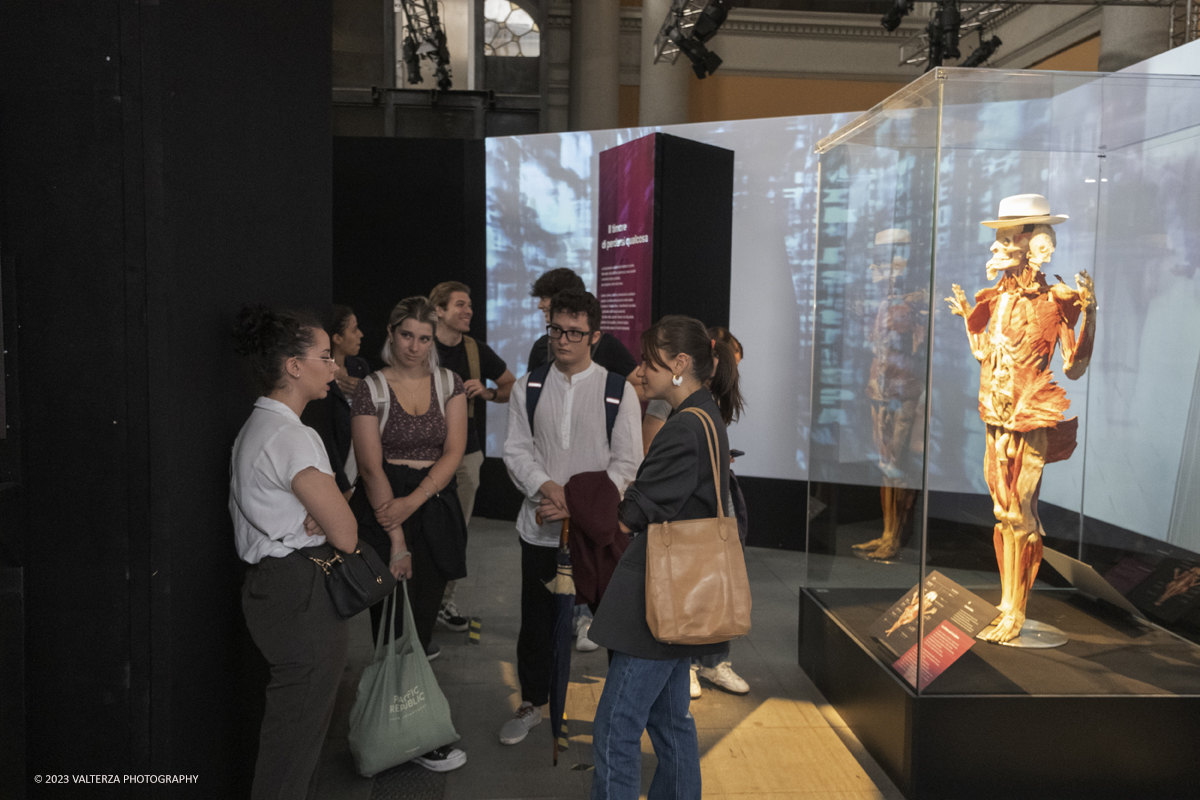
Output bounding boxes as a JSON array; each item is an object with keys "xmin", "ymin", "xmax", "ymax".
[{"xmin": 348, "ymin": 582, "xmax": 460, "ymax": 776}]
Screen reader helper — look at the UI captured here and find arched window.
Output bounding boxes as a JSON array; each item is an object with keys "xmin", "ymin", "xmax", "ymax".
[{"xmin": 484, "ymin": 0, "xmax": 540, "ymax": 57}]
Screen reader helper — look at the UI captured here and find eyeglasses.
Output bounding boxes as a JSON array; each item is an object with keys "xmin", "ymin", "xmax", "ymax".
[
  {"xmin": 296, "ymin": 356, "xmax": 337, "ymax": 366},
  {"xmin": 547, "ymin": 324, "xmax": 590, "ymax": 343}
]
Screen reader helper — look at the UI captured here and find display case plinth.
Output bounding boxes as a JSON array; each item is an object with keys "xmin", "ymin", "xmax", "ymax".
[{"xmin": 799, "ymin": 588, "xmax": 1200, "ymax": 800}]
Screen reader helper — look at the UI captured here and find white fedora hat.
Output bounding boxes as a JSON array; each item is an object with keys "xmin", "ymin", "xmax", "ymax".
[
  {"xmin": 874, "ymin": 228, "xmax": 911, "ymax": 246},
  {"xmin": 981, "ymin": 193, "xmax": 1068, "ymax": 228}
]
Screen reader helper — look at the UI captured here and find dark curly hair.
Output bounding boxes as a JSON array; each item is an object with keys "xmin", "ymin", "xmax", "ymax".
[
  {"xmin": 232, "ymin": 305, "xmax": 321, "ymax": 395},
  {"xmin": 531, "ymin": 268, "xmax": 585, "ymax": 299},
  {"xmin": 549, "ymin": 289, "xmax": 601, "ymax": 334}
]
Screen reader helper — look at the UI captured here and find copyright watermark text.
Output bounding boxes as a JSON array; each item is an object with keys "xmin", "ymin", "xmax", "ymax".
[{"xmin": 35, "ymin": 774, "xmax": 199, "ymax": 785}]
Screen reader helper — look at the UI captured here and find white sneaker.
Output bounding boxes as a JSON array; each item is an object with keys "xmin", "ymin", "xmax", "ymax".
[
  {"xmin": 498, "ymin": 701, "xmax": 542, "ymax": 745},
  {"xmin": 575, "ymin": 618, "xmax": 599, "ymax": 652},
  {"xmin": 689, "ymin": 663, "xmax": 701, "ymax": 699},
  {"xmin": 696, "ymin": 662, "xmax": 749, "ymax": 694}
]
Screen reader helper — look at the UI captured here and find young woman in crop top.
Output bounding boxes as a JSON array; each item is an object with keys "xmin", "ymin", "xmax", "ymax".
[
  {"xmin": 349, "ymin": 295, "xmax": 469, "ymax": 771},
  {"xmin": 350, "ymin": 297, "xmax": 468, "ymax": 642}
]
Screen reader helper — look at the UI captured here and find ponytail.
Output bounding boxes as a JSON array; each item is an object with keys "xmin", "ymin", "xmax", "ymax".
[{"xmin": 709, "ymin": 337, "xmax": 744, "ymax": 426}]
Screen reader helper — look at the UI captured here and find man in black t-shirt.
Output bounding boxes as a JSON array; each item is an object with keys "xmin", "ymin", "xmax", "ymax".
[
  {"xmin": 526, "ymin": 268, "xmax": 643, "ymax": 401},
  {"xmin": 431, "ymin": 281, "xmax": 516, "ymax": 630}
]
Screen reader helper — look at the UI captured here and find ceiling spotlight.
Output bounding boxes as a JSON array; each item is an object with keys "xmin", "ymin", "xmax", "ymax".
[
  {"xmin": 961, "ymin": 35, "xmax": 1002, "ymax": 68},
  {"xmin": 670, "ymin": 26, "xmax": 723, "ymax": 79},
  {"xmin": 939, "ymin": 1, "xmax": 962, "ymax": 61},
  {"xmin": 881, "ymin": 0, "xmax": 913, "ymax": 33},
  {"xmin": 925, "ymin": 1, "xmax": 963, "ymax": 72},
  {"xmin": 652, "ymin": 1, "xmax": 731, "ymax": 79},
  {"xmin": 692, "ymin": 0, "xmax": 734, "ymax": 44}
]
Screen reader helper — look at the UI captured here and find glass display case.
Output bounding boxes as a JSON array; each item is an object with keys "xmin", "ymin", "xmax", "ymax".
[{"xmin": 799, "ymin": 67, "xmax": 1200, "ymax": 800}]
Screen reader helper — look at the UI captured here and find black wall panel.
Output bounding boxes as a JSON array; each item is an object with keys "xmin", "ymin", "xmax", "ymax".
[
  {"xmin": 332, "ymin": 136, "xmax": 487, "ymax": 367},
  {"xmin": 0, "ymin": 2, "xmax": 333, "ymax": 796},
  {"xmin": 652, "ymin": 133, "xmax": 734, "ymax": 330}
]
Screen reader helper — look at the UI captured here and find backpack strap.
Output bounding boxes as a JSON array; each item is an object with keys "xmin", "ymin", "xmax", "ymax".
[
  {"xmin": 603, "ymin": 371, "xmax": 625, "ymax": 446},
  {"xmin": 524, "ymin": 362, "xmax": 553, "ymax": 436},
  {"xmin": 434, "ymin": 367, "xmax": 453, "ymax": 416},
  {"xmin": 366, "ymin": 371, "xmax": 390, "ymax": 435},
  {"xmin": 463, "ymin": 335, "xmax": 481, "ymax": 419}
]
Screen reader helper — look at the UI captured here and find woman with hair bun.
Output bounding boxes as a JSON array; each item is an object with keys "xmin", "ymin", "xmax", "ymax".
[
  {"xmin": 348, "ymin": 296, "xmax": 469, "ymax": 771},
  {"xmin": 588, "ymin": 315, "xmax": 745, "ymax": 800},
  {"xmin": 229, "ymin": 304, "xmax": 360, "ymax": 800}
]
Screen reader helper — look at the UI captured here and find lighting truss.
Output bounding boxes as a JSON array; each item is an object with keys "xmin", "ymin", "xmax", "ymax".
[
  {"xmin": 1170, "ymin": 0, "xmax": 1200, "ymax": 46},
  {"xmin": 897, "ymin": 1, "xmax": 1179, "ymax": 69},
  {"xmin": 398, "ymin": 0, "xmax": 452, "ymax": 91}
]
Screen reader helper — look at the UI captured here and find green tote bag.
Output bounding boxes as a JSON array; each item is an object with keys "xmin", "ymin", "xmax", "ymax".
[{"xmin": 348, "ymin": 582, "xmax": 460, "ymax": 777}]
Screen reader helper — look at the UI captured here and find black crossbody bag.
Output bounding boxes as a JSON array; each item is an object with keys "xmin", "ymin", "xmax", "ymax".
[{"xmin": 305, "ymin": 546, "xmax": 397, "ymax": 620}]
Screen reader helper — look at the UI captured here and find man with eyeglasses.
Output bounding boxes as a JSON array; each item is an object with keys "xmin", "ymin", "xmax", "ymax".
[{"xmin": 500, "ymin": 289, "xmax": 643, "ymax": 746}]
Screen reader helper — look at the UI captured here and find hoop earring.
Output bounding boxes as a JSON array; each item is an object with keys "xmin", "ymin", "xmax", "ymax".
[{"xmin": 672, "ymin": 374, "xmax": 683, "ymax": 387}]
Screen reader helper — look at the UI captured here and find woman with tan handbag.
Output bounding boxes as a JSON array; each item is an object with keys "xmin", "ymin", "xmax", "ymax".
[{"xmin": 588, "ymin": 315, "xmax": 747, "ymax": 800}]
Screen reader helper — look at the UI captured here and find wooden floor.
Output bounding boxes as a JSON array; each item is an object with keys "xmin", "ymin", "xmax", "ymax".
[{"xmin": 315, "ymin": 519, "xmax": 904, "ymax": 800}]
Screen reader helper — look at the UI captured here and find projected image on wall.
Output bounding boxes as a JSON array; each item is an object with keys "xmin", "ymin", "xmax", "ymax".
[
  {"xmin": 485, "ymin": 113, "xmax": 857, "ymax": 482},
  {"xmin": 484, "ymin": 94, "xmax": 1200, "ymax": 556}
]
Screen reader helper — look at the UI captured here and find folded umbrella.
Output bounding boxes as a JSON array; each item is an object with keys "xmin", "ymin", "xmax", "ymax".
[{"xmin": 545, "ymin": 517, "xmax": 575, "ymax": 765}]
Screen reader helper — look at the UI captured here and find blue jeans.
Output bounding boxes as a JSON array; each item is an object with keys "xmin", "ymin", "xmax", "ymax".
[{"xmin": 591, "ymin": 653, "xmax": 701, "ymax": 800}]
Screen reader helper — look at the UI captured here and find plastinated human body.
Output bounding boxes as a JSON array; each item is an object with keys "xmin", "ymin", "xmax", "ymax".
[
  {"xmin": 853, "ymin": 228, "xmax": 927, "ymax": 560},
  {"xmin": 946, "ymin": 194, "xmax": 1096, "ymax": 643}
]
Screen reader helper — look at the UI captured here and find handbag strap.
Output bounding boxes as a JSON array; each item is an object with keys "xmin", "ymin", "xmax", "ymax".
[
  {"xmin": 373, "ymin": 580, "xmax": 413, "ymax": 660},
  {"xmin": 680, "ymin": 407, "xmax": 724, "ymax": 519}
]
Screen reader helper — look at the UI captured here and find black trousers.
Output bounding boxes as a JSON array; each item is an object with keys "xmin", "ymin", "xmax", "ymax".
[
  {"xmin": 242, "ymin": 546, "xmax": 348, "ymax": 800},
  {"xmin": 518, "ymin": 537, "xmax": 559, "ymax": 706},
  {"xmin": 355, "ymin": 463, "xmax": 467, "ymax": 652}
]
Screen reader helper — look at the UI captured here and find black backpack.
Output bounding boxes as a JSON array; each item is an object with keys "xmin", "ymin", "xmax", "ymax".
[{"xmin": 525, "ymin": 362, "xmax": 626, "ymax": 445}]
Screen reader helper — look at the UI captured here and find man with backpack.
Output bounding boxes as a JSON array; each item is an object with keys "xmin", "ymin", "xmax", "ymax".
[
  {"xmin": 500, "ymin": 289, "xmax": 642, "ymax": 745},
  {"xmin": 430, "ymin": 281, "xmax": 516, "ymax": 631}
]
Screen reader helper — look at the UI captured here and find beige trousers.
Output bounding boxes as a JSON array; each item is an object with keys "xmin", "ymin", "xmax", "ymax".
[{"xmin": 444, "ymin": 449, "xmax": 485, "ymax": 605}]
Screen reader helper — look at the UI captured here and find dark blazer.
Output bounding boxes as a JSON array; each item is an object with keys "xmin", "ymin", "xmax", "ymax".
[{"xmin": 588, "ymin": 389, "xmax": 731, "ymax": 660}]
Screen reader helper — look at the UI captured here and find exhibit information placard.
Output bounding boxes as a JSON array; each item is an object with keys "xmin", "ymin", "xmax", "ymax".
[
  {"xmin": 869, "ymin": 570, "xmax": 998, "ymax": 657},
  {"xmin": 596, "ymin": 134, "xmax": 655, "ymax": 357},
  {"xmin": 892, "ymin": 620, "xmax": 977, "ymax": 691}
]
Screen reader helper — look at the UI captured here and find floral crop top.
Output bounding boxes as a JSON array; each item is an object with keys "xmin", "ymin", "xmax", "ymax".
[{"xmin": 350, "ymin": 371, "xmax": 464, "ymax": 461}]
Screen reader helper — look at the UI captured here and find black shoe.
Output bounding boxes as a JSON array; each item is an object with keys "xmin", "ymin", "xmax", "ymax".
[
  {"xmin": 425, "ymin": 642, "xmax": 441, "ymax": 661},
  {"xmin": 414, "ymin": 745, "xmax": 466, "ymax": 772}
]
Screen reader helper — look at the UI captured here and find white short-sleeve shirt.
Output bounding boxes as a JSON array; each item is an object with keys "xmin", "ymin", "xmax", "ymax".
[{"xmin": 229, "ymin": 397, "xmax": 334, "ymax": 564}]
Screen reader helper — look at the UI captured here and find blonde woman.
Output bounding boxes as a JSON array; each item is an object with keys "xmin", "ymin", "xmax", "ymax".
[{"xmin": 349, "ymin": 296, "xmax": 469, "ymax": 771}]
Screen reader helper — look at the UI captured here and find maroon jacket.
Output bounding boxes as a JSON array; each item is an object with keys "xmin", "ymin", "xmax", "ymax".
[{"xmin": 563, "ymin": 471, "xmax": 629, "ymax": 606}]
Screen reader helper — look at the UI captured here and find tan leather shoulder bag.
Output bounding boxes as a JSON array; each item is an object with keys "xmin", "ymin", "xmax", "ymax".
[{"xmin": 645, "ymin": 407, "xmax": 752, "ymax": 645}]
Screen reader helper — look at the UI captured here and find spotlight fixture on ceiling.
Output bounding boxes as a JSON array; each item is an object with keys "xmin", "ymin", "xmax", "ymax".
[
  {"xmin": 398, "ymin": 0, "xmax": 453, "ymax": 91},
  {"xmin": 881, "ymin": 0, "xmax": 913, "ymax": 33},
  {"xmin": 898, "ymin": 2, "xmax": 1006, "ymax": 72},
  {"xmin": 653, "ymin": 0, "xmax": 735, "ymax": 80},
  {"xmin": 961, "ymin": 33, "xmax": 1002, "ymax": 68},
  {"xmin": 926, "ymin": 0, "xmax": 963, "ymax": 71}
]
